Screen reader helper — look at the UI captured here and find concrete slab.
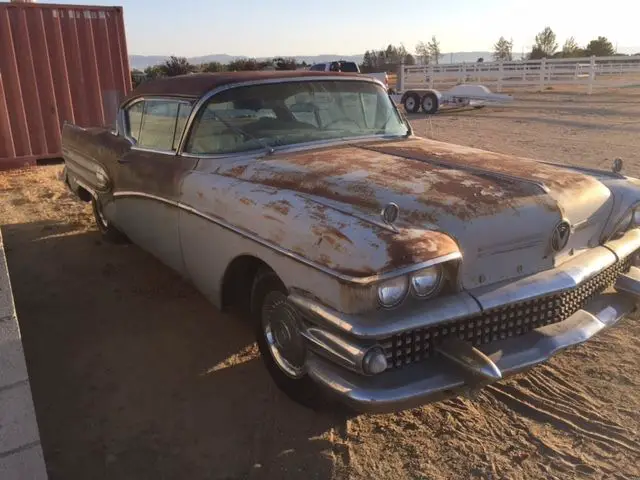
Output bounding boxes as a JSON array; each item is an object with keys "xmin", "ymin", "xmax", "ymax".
[
  {"xmin": 0, "ymin": 444, "xmax": 48, "ymax": 480},
  {"xmin": 0, "ymin": 319, "xmax": 29, "ymax": 387},
  {"xmin": 0, "ymin": 229, "xmax": 47, "ymax": 479}
]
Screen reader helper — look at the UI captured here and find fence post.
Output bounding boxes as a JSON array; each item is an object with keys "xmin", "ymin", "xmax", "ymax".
[
  {"xmin": 497, "ymin": 61, "xmax": 504, "ymax": 92},
  {"xmin": 539, "ymin": 58, "xmax": 546, "ymax": 91},
  {"xmin": 428, "ymin": 63, "xmax": 434, "ymax": 88},
  {"xmin": 588, "ymin": 55, "xmax": 596, "ymax": 94},
  {"xmin": 398, "ymin": 63, "xmax": 405, "ymax": 92}
]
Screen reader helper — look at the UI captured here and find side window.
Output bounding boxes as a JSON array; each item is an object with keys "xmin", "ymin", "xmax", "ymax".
[
  {"xmin": 309, "ymin": 63, "xmax": 325, "ymax": 72},
  {"xmin": 138, "ymin": 101, "xmax": 180, "ymax": 151},
  {"xmin": 125, "ymin": 102, "xmax": 144, "ymax": 142}
]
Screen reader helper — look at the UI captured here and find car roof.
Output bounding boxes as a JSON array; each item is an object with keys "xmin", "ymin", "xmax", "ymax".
[{"xmin": 123, "ymin": 71, "xmax": 366, "ymax": 104}]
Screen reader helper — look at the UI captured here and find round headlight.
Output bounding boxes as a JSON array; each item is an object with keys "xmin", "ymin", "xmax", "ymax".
[
  {"xmin": 410, "ymin": 265, "xmax": 443, "ymax": 298},
  {"xmin": 377, "ymin": 276, "xmax": 409, "ymax": 308}
]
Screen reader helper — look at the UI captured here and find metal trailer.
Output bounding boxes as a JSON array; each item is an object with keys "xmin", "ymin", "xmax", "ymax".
[{"xmin": 390, "ymin": 84, "xmax": 513, "ymax": 114}]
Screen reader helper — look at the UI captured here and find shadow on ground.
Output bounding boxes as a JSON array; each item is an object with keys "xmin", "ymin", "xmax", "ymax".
[{"xmin": 3, "ymin": 220, "xmax": 345, "ymax": 480}]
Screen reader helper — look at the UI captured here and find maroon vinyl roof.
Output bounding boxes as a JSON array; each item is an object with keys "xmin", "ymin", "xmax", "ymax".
[{"xmin": 123, "ymin": 71, "xmax": 367, "ymax": 104}]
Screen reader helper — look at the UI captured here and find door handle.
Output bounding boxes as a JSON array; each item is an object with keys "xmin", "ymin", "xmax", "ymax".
[{"xmin": 118, "ymin": 157, "xmax": 131, "ymax": 164}]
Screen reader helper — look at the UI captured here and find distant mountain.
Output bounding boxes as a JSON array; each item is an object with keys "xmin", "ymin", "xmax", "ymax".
[
  {"xmin": 128, "ymin": 52, "xmax": 522, "ymax": 70},
  {"xmin": 129, "ymin": 48, "xmax": 640, "ymax": 70},
  {"xmin": 129, "ymin": 53, "xmax": 363, "ymax": 70}
]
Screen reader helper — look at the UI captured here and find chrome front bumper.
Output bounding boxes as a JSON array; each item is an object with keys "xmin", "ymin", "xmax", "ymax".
[{"xmin": 291, "ymin": 238, "xmax": 640, "ymax": 412}]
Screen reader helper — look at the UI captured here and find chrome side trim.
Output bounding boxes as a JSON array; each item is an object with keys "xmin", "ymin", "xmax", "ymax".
[
  {"xmin": 113, "ymin": 191, "xmax": 179, "ymax": 207},
  {"xmin": 290, "ymin": 291, "xmax": 481, "ymax": 339},
  {"xmin": 112, "ymin": 190, "xmax": 459, "ymax": 285},
  {"xmin": 306, "ymin": 290, "xmax": 636, "ymax": 413},
  {"xmin": 300, "ymin": 325, "xmax": 371, "ymax": 374}
]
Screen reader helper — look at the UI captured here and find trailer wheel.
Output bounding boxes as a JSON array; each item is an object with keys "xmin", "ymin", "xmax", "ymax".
[
  {"xmin": 421, "ymin": 92, "xmax": 439, "ymax": 114},
  {"xmin": 403, "ymin": 93, "xmax": 421, "ymax": 113}
]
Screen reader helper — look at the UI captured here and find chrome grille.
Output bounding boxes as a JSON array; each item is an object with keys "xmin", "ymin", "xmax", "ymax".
[{"xmin": 384, "ymin": 256, "xmax": 633, "ymax": 370}]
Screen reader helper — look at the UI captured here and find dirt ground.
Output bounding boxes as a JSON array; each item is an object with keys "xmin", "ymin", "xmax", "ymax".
[{"xmin": 1, "ymin": 87, "xmax": 640, "ymax": 480}]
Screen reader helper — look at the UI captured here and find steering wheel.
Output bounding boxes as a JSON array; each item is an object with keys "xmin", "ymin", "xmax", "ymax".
[{"xmin": 323, "ymin": 117, "xmax": 360, "ymax": 129}]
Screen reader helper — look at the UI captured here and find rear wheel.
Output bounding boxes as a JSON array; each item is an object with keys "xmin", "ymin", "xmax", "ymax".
[
  {"xmin": 251, "ymin": 268, "xmax": 326, "ymax": 408},
  {"xmin": 91, "ymin": 197, "xmax": 128, "ymax": 244},
  {"xmin": 403, "ymin": 93, "xmax": 421, "ymax": 113},
  {"xmin": 421, "ymin": 92, "xmax": 439, "ymax": 114}
]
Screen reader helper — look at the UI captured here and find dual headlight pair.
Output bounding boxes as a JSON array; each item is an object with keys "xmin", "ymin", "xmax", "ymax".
[{"xmin": 377, "ymin": 264, "xmax": 443, "ymax": 308}]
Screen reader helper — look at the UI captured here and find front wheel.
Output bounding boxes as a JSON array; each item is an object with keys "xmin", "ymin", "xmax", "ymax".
[
  {"xmin": 91, "ymin": 197, "xmax": 129, "ymax": 244},
  {"xmin": 251, "ymin": 268, "xmax": 326, "ymax": 408}
]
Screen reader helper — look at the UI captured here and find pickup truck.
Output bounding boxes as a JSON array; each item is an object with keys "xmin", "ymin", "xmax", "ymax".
[
  {"xmin": 61, "ymin": 70, "xmax": 640, "ymax": 413},
  {"xmin": 308, "ymin": 60, "xmax": 390, "ymax": 91}
]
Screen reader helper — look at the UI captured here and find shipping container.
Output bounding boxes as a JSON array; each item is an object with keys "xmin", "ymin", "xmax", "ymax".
[{"xmin": 0, "ymin": 2, "xmax": 131, "ymax": 170}]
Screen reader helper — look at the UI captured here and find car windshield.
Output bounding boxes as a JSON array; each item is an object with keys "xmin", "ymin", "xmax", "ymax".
[{"xmin": 185, "ymin": 79, "xmax": 408, "ymax": 155}]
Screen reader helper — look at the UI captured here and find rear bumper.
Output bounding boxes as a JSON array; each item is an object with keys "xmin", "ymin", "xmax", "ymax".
[{"xmin": 305, "ymin": 288, "xmax": 637, "ymax": 413}]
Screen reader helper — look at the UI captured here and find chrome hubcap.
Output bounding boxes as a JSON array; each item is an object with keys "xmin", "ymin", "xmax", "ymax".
[
  {"xmin": 424, "ymin": 98, "xmax": 433, "ymax": 110},
  {"xmin": 406, "ymin": 98, "xmax": 415, "ymax": 110},
  {"xmin": 262, "ymin": 291, "xmax": 306, "ymax": 378}
]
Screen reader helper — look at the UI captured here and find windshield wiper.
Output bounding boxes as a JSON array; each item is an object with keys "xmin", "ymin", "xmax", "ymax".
[{"xmin": 209, "ymin": 111, "xmax": 275, "ymax": 155}]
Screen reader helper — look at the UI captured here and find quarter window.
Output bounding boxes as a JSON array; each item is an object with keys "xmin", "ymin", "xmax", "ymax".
[
  {"xmin": 124, "ymin": 99, "xmax": 193, "ymax": 152},
  {"xmin": 125, "ymin": 101, "xmax": 144, "ymax": 142}
]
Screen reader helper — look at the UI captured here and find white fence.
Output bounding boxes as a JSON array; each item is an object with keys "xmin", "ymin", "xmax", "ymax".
[{"xmin": 398, "ymin": 55, "xmax": 640, "ymax": 94}]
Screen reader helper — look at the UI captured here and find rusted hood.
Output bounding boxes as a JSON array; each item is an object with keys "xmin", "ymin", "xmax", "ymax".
[{"xmin": 218, "ymin": 137, "xmax": 613, "ymax": 288}]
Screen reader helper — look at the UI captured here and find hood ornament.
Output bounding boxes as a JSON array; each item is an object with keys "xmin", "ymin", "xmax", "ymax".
[
  {"xmin": 612, "ymin": 158, "xmax": 624, "ymax": 174},
  {"xmin": 381, "ymin": 203, "xmax": 400, "ymax": 225}
]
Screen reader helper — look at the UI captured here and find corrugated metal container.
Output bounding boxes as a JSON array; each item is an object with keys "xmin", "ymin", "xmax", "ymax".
[{"xmin": 0, "ymin": 2, "xmax": 131, "ymax": 169}]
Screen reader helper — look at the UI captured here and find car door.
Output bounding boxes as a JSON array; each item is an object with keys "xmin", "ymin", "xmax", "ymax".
[{"xmin": 114, "ymin": 97, "xmax": 196, "ymax": 275}]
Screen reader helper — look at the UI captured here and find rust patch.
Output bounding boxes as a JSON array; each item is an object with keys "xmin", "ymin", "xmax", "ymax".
[
  {"xmin": 227, "ymin": 164, "xmax": 248, "ymax": 177},
  {"xmin": 381, "ymin": 230, "xmax": 459, "ymax": 271},
  {"xmin": 364, "ymin": 137, "xmax": 597, "ymax": 193},
  {"xmin": 263, "ymin": 214, "xmax": 283, "ymax": 223},
  {"xmin": 238, "ymin": 197, "xmax": 256, "ymax": 206},
  {"xmin": 265, "ymin": 199, "xmax": 292, "ymax": 216}
]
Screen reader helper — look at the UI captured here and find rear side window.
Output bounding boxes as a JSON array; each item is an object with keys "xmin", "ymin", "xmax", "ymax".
[
  {"xmin": 309, "ymin": 63, "xmax": 325, "ymax": 71},
  {"xmin": 125, "ymin": 102, "xmax": 144, "ymax": 142},
  {"xmin": 124, "ymin": 99, "xmax": 192, "ymax": 152}
]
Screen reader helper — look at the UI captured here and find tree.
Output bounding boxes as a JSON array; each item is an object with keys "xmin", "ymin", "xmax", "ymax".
[
  {"xmin": 561, "ymin": 36, "xmax": 581, "ymax": 57},
  {"xmin": 493, "ymin": 36, "xmax": 513, "ymax": 61},
  {"xmin": 272, "ymin": 57, "xmax": 297, "ymax": 70},
  {"xmin": 360, "ymin": 44, "xmax": 414, "ymax": 72},
  {"xmin": 144, "ymin": 64, "xmax": 163, "ymax": 80},
  {"xmin": 130, "ymin": 69, "xmax": 145, "ymax": 88},
  {"xmin": 427, "ymin": 36, "xmax": 442, "ymax": 65},
  {"xmin": 159, "ymin": 56, "xmax": 195, "ymax": 77},
  {"xmin": 415, "ymin": 41, "xmax": 431, "ymax": 65},
  {"xmin": 227, "ymin": 58, "xmax": 270, "ymax": 71},
  {"xmin": 529, "ymin": 27, "xmax": 558, "ymax": 59},
  {"xmin": 585, "ymin": 36, "xmax": 615, "ymax": 57},
  {"xmin": 200, "ymin": 61, "xmax": 225, "ymax": 72},
  {"xmin": 477, "ymin": 57, "xmax": 484, "ymax": 63}
]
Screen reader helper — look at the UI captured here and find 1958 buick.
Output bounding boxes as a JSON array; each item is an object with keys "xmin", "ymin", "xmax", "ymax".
[{"xmin": 61, "ymin": 71, "xmax": 640, "ymax": 412}]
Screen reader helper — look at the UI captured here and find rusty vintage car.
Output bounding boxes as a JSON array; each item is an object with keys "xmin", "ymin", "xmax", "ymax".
[{"xmin": 61, "ymin": 71, "xmax": 640, "ymax": 412}]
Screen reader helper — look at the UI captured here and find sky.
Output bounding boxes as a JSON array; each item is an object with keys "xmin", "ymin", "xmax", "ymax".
[{"xmin": 39, "ymin": 0, "xmax": 639, "ymax": 57}]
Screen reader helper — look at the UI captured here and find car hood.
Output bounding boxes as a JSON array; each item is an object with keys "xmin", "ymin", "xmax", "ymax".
[{"xmin": 217, "ymin": 137, "xmax": 613, "ymax": 288}]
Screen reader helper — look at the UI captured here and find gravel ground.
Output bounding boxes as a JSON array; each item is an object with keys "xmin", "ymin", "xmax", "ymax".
[{"xmin": 1, "ymin": 87, "xmax": 639, "ymax": 480}]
